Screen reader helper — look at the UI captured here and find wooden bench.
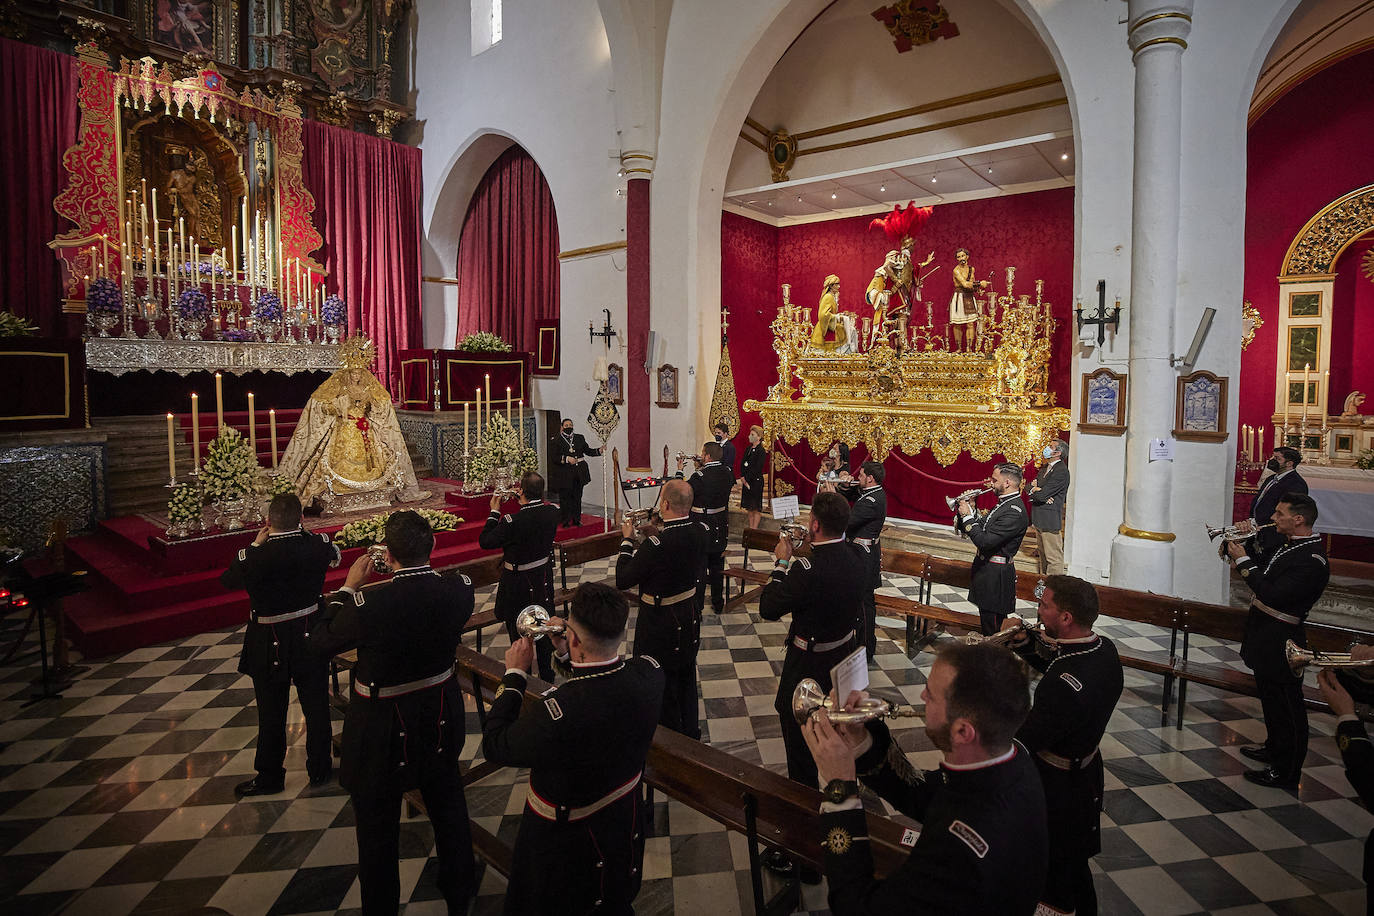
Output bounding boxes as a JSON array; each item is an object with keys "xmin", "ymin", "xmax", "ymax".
[
  {"xmin": 723, "ymin": 527, "xmax": 785, "ymax": 610},
  {"xmin": 554, "ymin": 531, "xmax": 625, "ymax": 609}
]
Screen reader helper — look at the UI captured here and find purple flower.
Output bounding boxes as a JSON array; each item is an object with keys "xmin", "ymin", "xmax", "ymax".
[
  {"xmin": 86, "ymin": 278, "xmax": 123, "ymax": 315},
  {"xmin": 254, "ymin": 291, "xmax": 282, "ymax": 322},
  {"xmin": 221, "ymin": 328, "xmax": 255, "ymax": 342},
  {"xmin": 322, "ymin": 295, "xmax": 347, "ymax": 326},
  {"xmin": 178, "ymin": 288, "xmax": 209, "ymax": 320}
]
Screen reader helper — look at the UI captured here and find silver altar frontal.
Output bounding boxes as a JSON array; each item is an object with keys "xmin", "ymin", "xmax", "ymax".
[{"xmin": 85, "ymin": 338, "xmax": 342, "ymax": 377}]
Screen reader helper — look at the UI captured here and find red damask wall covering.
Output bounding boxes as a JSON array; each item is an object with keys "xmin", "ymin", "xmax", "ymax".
[{"xmin": 722, "ymin": 186, "xmax": 1074, "ymax": 524}]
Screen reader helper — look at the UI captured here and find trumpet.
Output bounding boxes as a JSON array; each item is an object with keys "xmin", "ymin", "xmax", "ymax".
[
  {"xmin": 490, "ymin": 486, "xmax": 522, "ymax": 501},
  {"xmin": 1206, "ymin": 521, "xmax": 1274, "ymax": 542},
  {"xmin": 791, "ymin": 678, "xmax": 922, "ymax": 725},
  {"xmin": 944, "ymin": 486, "xmax": 994, "ymax": 512},
  {"xmin": 515, "ymin": 605, "xmax": 567, "ymax": 641},
  {"xmin": 623, "ymin": 507, "xmax": 662, "ymax": 541},
  {"xmin": 1285, "ymin": 640, "xmax": 1374, "ymax": 674},
  {"xmin": 780, "ymin": 522, "xmax": 810, "ymax": 551},
  {"xmin": 366, "ymin": 544, "xmax": 391, "ymax": 574},
  {"xmin": 964, "ymin": 618, "xmax": 1049, "ymax": 648},
  {"xmin": 675, "ymin": 450, "xmax": 705, "ymax": 466}
]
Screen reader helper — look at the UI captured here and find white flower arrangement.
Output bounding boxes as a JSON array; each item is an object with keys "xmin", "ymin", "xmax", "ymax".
[
  {"xmin": 468, "ymin": 411, "xmax": 537, "ymax": 483},
  {"xmin": 201, "ymin": 427, "xmax": 259, "ymax": 502},
  {"xmin": 167, "ymin": 479, "xmax": 204, "ymax": 524},
  {"xmin": 456, "ymin": 331, "xmax": 512, "ymax": 352},
  {"xmin": 333, "ymin": 508, "xmax": 461, "ymax": 548},
  {"xmin": 260, "ymin": 471, "xmax": 297, "ymax": 498}
]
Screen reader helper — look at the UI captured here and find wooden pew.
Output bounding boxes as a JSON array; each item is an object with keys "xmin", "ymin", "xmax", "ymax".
[
  {"xmin": 555, "ymin": 531, "xmax": 624, "ymax": 606},
  {"xmin": 724, "ymin": 527, "xmax": 784, "ymax": 610}
]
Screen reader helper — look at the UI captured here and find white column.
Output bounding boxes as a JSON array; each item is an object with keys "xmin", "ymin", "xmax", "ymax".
[{"xmin": 1109, "ymin": 2, "xmax": 1193, "ymax": 593}]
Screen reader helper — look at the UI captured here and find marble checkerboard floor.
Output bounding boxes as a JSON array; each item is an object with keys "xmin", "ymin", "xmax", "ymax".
[{"xmin": 1, "ymin": 545, "xmax": 1371, "ymax": 915}]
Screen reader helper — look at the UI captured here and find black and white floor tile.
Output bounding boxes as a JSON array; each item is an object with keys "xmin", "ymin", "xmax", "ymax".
[{"xmin": 0, "ymin": 546, "xmax": 1369, "ymax": 914}]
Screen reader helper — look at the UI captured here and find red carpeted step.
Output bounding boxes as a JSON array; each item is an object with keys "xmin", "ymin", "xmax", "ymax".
[{"xmin": 64, "ymin": 588, "xmax": 251, "ymax": 659}]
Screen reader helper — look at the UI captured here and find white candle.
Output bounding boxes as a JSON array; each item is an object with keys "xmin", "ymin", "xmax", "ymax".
[
  {"xmin": 215, "ymin": 372, "xmax": 224, "ymax": 431},
  {"xmin": 1303, "ymin": 363, "xmax": 1311, "ymax": 425},
  {"xmin": 269, "ymin": 409, "xmax": 278, "ymax": 468},
  {"xmin": 150, "ymin": 188, "xmax": 158, "ymax": 256},
  {"xmin": 475, "ymin": 388, "xmax": 483, "ymax": 442},
  {"xmin": 190, "ymin": 393, "xmax": 200, "ymax": 471},
  {"xmin": 231, "ymin": 225, "xmax": 238, "ymax": 289},
  {"xmin": 247, "ymin": 392, "xmax": 256, "ymax": 454},
  {"xmin": 464, "ymin": 402, "xmax": 470, "ymax": 454},
  {"xmin": 505, "ymin": 385, "xmax": 512, "ymax": 422},
  {"xmin": 1259, "ymin": 426, "xmax": 1265, "ymax": 457},
  {"xmin": 166, "ymin": 413, "xmax": 177, "ymax": 480},
  {"xmin": 518, "ymin": 399, "xmax": 524, "ymax": 441},
  {"xmin": 1284, "ymin": 372, "xmax": 1292, "ymax": 428}
]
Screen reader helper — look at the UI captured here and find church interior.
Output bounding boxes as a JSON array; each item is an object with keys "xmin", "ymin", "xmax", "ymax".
[{"xmin": 3, "ymin": 0, "xmax": 1374, "ymax": 913}]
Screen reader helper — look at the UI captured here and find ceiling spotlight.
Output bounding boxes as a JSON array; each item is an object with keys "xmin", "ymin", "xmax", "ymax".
[
  {"xmin": 830, "ymin": 192, "xmax": 837, "ymax": 200},
  {"xmin": 617, "ymin": 168, "xmax": 625, "ymax": 177},
  {"xmin": 987, "ymin": 167, "xmax": 993, "ymax": 174},
  {"xmin": 879, "ymin": 185, "xmax": 886, "ymax": 193},
  {"xmin": 930, "ymin": 176, "xmax": 937, "ymax": 183},
  {"xmin": 1061, "ymin": 153, "xmax": 1069, "ymax": 161},
  {"xmin": 797, "ymin": 195, "xmax": 802, "ymax": 202},
  {"xmin": 767, "ymin": 201, "xmax": 773, "ymax": 206}
]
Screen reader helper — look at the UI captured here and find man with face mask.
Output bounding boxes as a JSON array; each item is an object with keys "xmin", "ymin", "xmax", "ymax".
[
  {"xmin": 1239, "ymin": 446, "xmax": 1308, "ymax": 559},
  {"xmin": 549, "ymin": 418, "xmax": 602, "ymax": 528},
  {"xmin": 711, "ymin": 421, "xmax": 737, "ymax": 476},
  {"xmin": 1028, "ymin": 440, "xmax": 1070, "ymax": 576},
  {"xmin": 957, "ymin": 463, "xmax": 1029, "ymax": 635}
]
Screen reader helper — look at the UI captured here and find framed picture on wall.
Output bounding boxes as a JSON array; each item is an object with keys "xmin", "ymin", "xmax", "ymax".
[
  {"xmin": 1079, "ymin": 368, "xmax": 1126, "ymax": 436},
  {"xmin": 607, "ymin": 363, "xmax": 624, "ymax": 404},
  {"xmin": 1174, "ymin": 370, "xmax": 1228, "ymax": 442},
  {"xmin": 656, "ymin": 364, "xmax": 679, "ymax": 408}
]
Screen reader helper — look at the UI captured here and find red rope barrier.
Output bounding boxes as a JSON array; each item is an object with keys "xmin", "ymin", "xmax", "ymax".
[
  {"xmin": 883, "ymin": 448, "xmax": 987, "ymax": 488},
  {"xmin": 772, "ymin": 440, "xmax": 820, "ymax": 486}
]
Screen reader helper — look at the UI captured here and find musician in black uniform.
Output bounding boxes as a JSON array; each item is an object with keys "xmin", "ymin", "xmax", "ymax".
[
  {"xmin": 478, "ymin": 471, "xmax": 561, "ymax": 681},
  {"xmin": 758, "ymin": 491, "xmax": 865, "ymax": 880},
  {"xmin": 739, "ymin": 425, "xmax": 767, "ymax": 532},
  {"xmin": 549, "ymin": 417, "xmax": 602, "ymax": 527},
  {"xmin": 1004, "ymin": 574, "xmax": 1123, "ymax": 916},
  {"xmin": 221, "ymin": 493, "xmax": 341, "ymax": 797},
  {"xmin": 845, "ymin": 461, "xmax": 886, "ymax": 661},
  {"xmin": 803, "ymin": 642, "xmax": 1048, "ymax": 914},
  {"xmin": 312, "ymin": 511, "xmax": 476, "ymax": 915},
  {"xmin": 616, "ymin": 478, "xmax": 708, "ymax": 738},
  {"xmin": 712, "ymin": 421, "xmax": 737, "ymax": 475},
  {"xmin": 1240, "ymin": 446, "xmax": 1309, "ymax": 558},
  {"xmin": 1228, "ymin": 493, "xmax": 1329, "ymax": 788},
  {"xmin": 483, "ymin": 582, "xmax": 664, "ymax": 916},
  {"xmin": 957, "ymin": 462, "xmax": 1030, "ymax": 635},
  {"xmin": 677, "ymin": 441, "xmax": 734, "ymax": 614},
  {"xmin": 1316, "ymin": 664, "xmax": 1374, "ymax": 889}
]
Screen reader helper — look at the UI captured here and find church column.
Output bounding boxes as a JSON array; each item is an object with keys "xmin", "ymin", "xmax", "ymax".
[
  {"xmin": 623, "ymin": 152, "xmax": 653, "ymax": 468},
  {"xmin": 1109, "ymin": 1, "xmax": 1192, "ymax": 592}
]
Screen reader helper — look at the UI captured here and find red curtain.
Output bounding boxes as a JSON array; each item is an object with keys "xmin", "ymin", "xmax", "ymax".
[
  {"xmin": 0, "ymin": 38, "xmax": 78, "ymax": 336},
  {"xmin": 454, "ymin": 146, "xmax": 560, "ymax": 350},
  {"xmin": 302, "ymin": 120, "xmax": 424, "ymax": 393}
]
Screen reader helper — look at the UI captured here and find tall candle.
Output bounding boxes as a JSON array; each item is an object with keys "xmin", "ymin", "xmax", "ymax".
[
  {"xmin": 505, "ymin": 385, "xmax": 512, "ymax": 421},
  {"xmin": 247, "ymin": 392, "xmax": 256, "ymax": 454},
  {"xmin": 1259, "ymin": 426, "xmax": 1265, "ymax": 457},
  {"xmin": 151, "ymin": 188, "xmax": 158, "ymax": 251},
  {"xmin": 166, "ymin": 413, "xmax": 177, "ymax": 481},
  {"xmin": 475, "ymin": 388, "xmax": 482, "ymax": 442},
  {"xmin": 269, "ymin": 409, "xmax": 278, "ymax": 468},
  {"xmin": 1303, "ymin": 363, "xmax": 1311, "ymax": 425},
  {"xmin": 215, "ymin": 372, "xmax": 224, "ymax": 431},
  {"xmin": 1284, "ymin": 372, "xmax": 1292, "ymax": 428},
  {"xmin": 231, "ymin": 225, "xmax": 238, "ymax": 288},
  {"xmin": 1324, "ymin": 369, "xmax": 1330, "ymax": 418},
  {"xmin": 190, "ymin": 393, "xmax": 200, "ymax": 471},
  {"xmin": 518, "ymin": 398, "xmax": 524, "ymax": 440},
  {"xmin": 485, "ymin": 373, "xmax": 491, "ymax": 408},
  {"xmin": 464, "ymin": 402, "xmax": 470, "ymax": 454}
]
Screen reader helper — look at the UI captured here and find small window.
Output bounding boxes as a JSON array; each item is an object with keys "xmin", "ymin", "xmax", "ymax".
[{"xmin": 471, "ymin": 0, "xmax": 503, "ymax": 55}]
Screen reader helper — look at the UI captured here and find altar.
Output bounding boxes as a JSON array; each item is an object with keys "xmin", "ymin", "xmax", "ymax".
[{"xmin": 1304, "ymin": 465, "xmax": 1374, "ymax": 538}]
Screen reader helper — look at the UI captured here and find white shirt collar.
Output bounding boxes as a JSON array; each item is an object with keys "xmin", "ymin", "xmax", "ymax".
[
  {"xmin": 572, "ymin": 655, "xmax": 621, "ymax": 668},
  {"xmin": 810, "ymin": 536, "xmax": 845, "ymax": 546},
  {"xmin": 1055, "ymin": 633, "xmax": 1098, "ymax": 644},
  {"xmin": 943, "ymin": 744, "xmax": 1016, "ymax": 770}
]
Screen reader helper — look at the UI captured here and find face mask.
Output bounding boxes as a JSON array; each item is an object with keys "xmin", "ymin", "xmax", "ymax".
[
  {"xmin": 1266, "ymin": 457, "xmax": 1280, "ymax": 472},
  {"xmin": 714, "ymin": 434, "xmax": 723, "ymax": 442},
  {"xmin": 1043, "ymin": 448, "xmax": 1054, "ymax": 459},
  {"xmin": 563, "ymin": 427, "xmax": 573, "ymax": 436}
]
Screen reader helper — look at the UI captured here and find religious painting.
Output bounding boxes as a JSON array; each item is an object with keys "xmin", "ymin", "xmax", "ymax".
[
  {"xmin": 1288, "ymin": 291, "xmax": 1321, "ymax": 317},
  {"xmin": 607, "ymin": 363, "xmax": 624, "ymax": 405},
  {"xmin": 1287, "ymin": 379, "xmax": 1317, "ymax": 407},
  {"xmin": 1287, "ymin": 326, "xmax": 1319, "ymax": 373},
  {"xmin": 153, "ymin": 1, "xmax": 216, "ymax": 56},
  {"xmin": 1079, "ymin": 368, "xmax": 1125, "ymax": 436},
  {"xmin": 656, "ymin": 364, "xmax": 679, "ymax": 408},
  {"xmin": 1174, "ymin": 370, "xmax": 1228, "ymax": 443}
]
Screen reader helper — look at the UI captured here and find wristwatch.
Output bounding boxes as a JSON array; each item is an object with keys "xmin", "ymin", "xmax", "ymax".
[{"xmin": 822, "ymin": 779, "xmax": 859, "ymax": 804}]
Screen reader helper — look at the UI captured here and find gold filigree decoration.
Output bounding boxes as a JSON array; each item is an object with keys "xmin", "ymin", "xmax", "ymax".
[
  {"xmin": 1363, "ymin": 248, "xmax": 1374, "ymax": 285},
  {"xmin": 372, "ymin": 108, "xmax": 407, "ymax": 139},
  {"xmin": 1241, "ymin": 300, "xmax": 1262, "ymax": 352},
  {"xmin": 772, "ymin": 478, "xmax": 795, "ymax": 498},
  {"xmin": 823, "ymin": 827, "xmax": 853, "ymax": 855},
  {"xmin": 709, "ymin": 343, "xmax": 741, "ymax": 439},
  {"xmin": 871, "ymin": 1, "xmax": 960, "ymax": 54},
  {"xmin": 1282, "ymin": 184, "xmax": 1374, "ymax": 277},
  {"xmin": 340, "ymin": 333, "xmax": 377, "ymax": 370}
]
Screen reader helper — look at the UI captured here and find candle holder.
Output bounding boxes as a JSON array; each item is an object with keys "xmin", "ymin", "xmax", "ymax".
[
  {"xmin": 121, "ymin": 286, "xmax": 138, "ymax": 339},
  {"xmin": 139, "ymin": 296, "xmax": 164, "ymax": 340}
]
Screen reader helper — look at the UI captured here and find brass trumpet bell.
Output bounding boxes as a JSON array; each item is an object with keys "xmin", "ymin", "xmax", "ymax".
[
  {"xmin": 944, "ymin": 486, "xmax": 994, "ymax": 512},
  {"xmin": 1206, "ymin": 522, "xmax": 1274, "ymax": 543},
  {"xmin": 791, "ymin": 678, "xmax": 922, "ymax": 725},
  {"xmin": 1285, "ymin": 639, "xmax": 1374, "ymax": 674},
  {"xmin": 366, "ymin": 544, "xmax": 391, "ymax": 574},
  {"xmin": 515, "ymin": 605, "xmax": 566, "ymax": 641}
]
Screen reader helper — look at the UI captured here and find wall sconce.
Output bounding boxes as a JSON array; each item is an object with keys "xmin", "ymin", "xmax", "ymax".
[
  {"xmin": 1075, "ymin": 279, "xmax": 1122, "ymax": 348},
  {"xmin": 589, "ymin": 308, "xmax": 618, "ymax": 348}
]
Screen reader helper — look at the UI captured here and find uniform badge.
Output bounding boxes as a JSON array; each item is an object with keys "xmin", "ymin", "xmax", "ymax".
[
  {"xmin": 797, "ymin": 557, "xmax": 812, "ymax": 570},
  {"xmin": 643, "ymin": 655, "xmax": 661, "ymax": 668},
  {"xmin": 948, "ymin": 820, "xmax": 989, "ymax": 858},
  {"xmin": 900, "ymin": 827, "xmax": 919, "ymax": 847},
  {"xmin": 545, "ymin": 698, "xmax": 564, "ymax": 720},
  {"xmin": 823, "ymin": 826, "xmax": 852, "ymax": 854},
  {"xmin": 353, "ymin": 590, "xmax": 366, "ymax": 607},
  {"xmin": 237, "ymin": 548, "xmax": 247, "ymax": 562},
  {"xmin": 460, "ymin": 574, "xmax": 472, "ymax": 586},
  {"xmin": 1339, "ymin": 734, "xmax": 1351, "ymax": 751},
  {"xmin": 648, "ymin": 535, "xmax": 661, "ymax": 546},
  {"xmin": 1059, "ymin": 673, "xmax": 1083, "ymax": 692}
]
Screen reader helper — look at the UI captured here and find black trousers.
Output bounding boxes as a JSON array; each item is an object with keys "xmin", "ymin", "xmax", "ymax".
[
  {"xmin": 661, "ymin": 660, "xmax": 701, "ymax": 741},
  {"xmin": 352, "ymin": 774, "xmax": 474, "ymax": 915},
  {"xmin": 776, "ymin": 640, "xmax": 856, "ymax": 787},
  {"xmin": 1043, "ymin": 854, "xmax": 1097, "ymax": 916},
  {"xmin": 558, "ymin": 485, "xmax": 584, "ymax": 525},
  {"xmin": 251, "ymin": 656, "xmax": 332, "ymax": 784},
  {"xmin": 1257, "ymin": 670, "xmax": 1309, "ymax": 778},
  {"xmin": 496, "ymin": 570, "xmax": 555, "ymax": 681},
  {"xmin": 696, "ymin": 550, "xmax": 725, "ymax": 612}
]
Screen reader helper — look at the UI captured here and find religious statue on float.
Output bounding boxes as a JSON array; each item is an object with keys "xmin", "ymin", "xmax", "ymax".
[
  {"xmin": 867, "ymin": 202, "xmax": 934, "ymax": 352},
  {"xmin": 278, "ymin": 333, "xmax": 429, "ymax": 512},
  {"xmin": 810, "ymin": 274, "xmax": 848, "ymax": 351},
  {"xmin": 949, "ymin": 247, "xmax": 991, "ymax": 352}
]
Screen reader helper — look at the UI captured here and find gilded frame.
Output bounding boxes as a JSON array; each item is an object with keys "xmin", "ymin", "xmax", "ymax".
[{"xmin": 1174, "ymin": 370, "xmax": 1228, "ymax": 443}]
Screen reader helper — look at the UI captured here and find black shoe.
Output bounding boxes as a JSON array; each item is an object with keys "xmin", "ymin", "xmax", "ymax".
[
  {"xmin": 1239, "ymin": 745, "xmax": 1272, "ymax": 763},
  {"xmin": 308, "ymin": 770, "xmax": 333, "ymax": 788},
  {"xmin": 761, "ymin": 848, "xmax": 794, "ymax": 876},
  {"xmin": 235, "ymin": 777, "xmax": 285, "ymax": 798},
  {"xmin": 1243, "ymin": 767, "xmax": 1299, "ymax": 789}
]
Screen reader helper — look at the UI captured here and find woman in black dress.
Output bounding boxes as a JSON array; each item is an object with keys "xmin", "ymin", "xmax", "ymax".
[{"xmin": 739, "ymin": 425, "xmax": 766, "ymax": 530}]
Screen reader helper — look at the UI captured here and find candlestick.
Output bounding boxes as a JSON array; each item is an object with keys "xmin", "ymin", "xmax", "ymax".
[
  {"xmin": 190, "ymin": 393, "xmax": 200, "ymax": 473},
  {"xmin": 1303, "ymin": 363, "xmax": 1311, "ymax": 426},
  {"xmin": 475, "ymin": 388, "xmax": 483, "ymax": 445},
  {"xmin": 247, "ymin": 392, "xmax": 256, "ymax": 454},
  {"xmin": 215, "ymin": 372, "xmax": 224, "ymax": 432},
  {"xmin": 269, "ymin": 409, "xmax": 278, "ymax": 468},
  {"xmin": 166, "ymin": 413, "xmax": 177, "ymax": 482}
]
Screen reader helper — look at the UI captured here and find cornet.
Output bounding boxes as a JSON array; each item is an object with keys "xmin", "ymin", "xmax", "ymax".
[
  {"xmin": 515, "ymin": 605, "xmax": 567, "ymax": 641},
  {"xmin": 1285, "ymin": 640, "xmax": 1374, "ymax": 674},
  {"xmin": 944, "ymin": 486, "xmax": 994, "ymax": 512},
  {"xmin": 964, "ymin": 618, "xmax": 1049, "ymax": 648},
  {"xmin": 791, "ymin": 678, "xmax": 922, "ymax": 725},
  {"xmin": 1206, "ymin": 522, "xmax": 1274, "ymax": 543},
  {"xmin": 675, "ymin": 450, "xmax": 704, "ymax": 466},
  {"xmin": 366, "ymin": 544, "xmax": 391, "ymax": 574},
  {"xmin": 490, "ymin": 486, "xmax": 522, "ymax": 501},
  {"xmin": 780, "ymin": 522, "xmax": 810, "ymax": 551}
]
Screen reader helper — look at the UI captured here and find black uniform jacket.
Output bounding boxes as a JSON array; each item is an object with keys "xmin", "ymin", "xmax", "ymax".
[
  {"xmin": 740, "ymin": 444, "xmax": 766, "ymax": 490},
  {"xmin": 479, "ymin": 499, "xmax": 560, "ymax": 608},
  {"xmin": 759, "ymin": 538, "xmax": 867, "ymax": 645},
  {"xmin": 718, "ymin": 438, "xmax": 737, "ymax": 475},
  {"xmin": 1027, "ymin": 460, "xmax": 1069, "ymax": 532},
  {"xmin": 959, "ymin": 493, "xmax": 1029, "ymax": 608},
  {"xmin": 679, "ymin": 462, "xmax": 734, "ymax": 553},
  {"xmin": 845, "ymin": 485, "xmax": 886, "ymax": 585},
  {"xmin": 312, "ymin": 566, "xmax": 474, "ymax": 793},
  {"xmin": 482, "ymin": 655, "xmax": 665, "ymax": 916},
  {"xmin": 1236, "ymin": 534, "xmax": 1329, "ymax": 678},
  {"xmin": 1016, "ymin": 633, "xmax": 1123, "ymax": 859},
  {"xmin": 549, "ymin": 431, "xmax": 602, "ymax": 490},
  {"xmin": 1249, "ymin": 470, "xmax": 1308, "ymax": 557},
  {"xmin": 616, "ymin": 518, "xmax": 709, "ymax": 665},
  {"xmin": 1334, "ymin": 718, "xmax": 1374, "ymax": 882},
  {"xmin": 823, "ymin": 725, "xmax": 1048, "ymax": 915},
  {"xmin": 221, "ymin": 528, "xmax": 341, "ymax": 678}
]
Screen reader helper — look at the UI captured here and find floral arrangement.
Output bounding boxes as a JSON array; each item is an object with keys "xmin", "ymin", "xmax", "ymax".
[
  {"xmin": 254, "ymin": 290, "xmax": 283, "ymax": 322},
  {"xmin": 333, "ymin": 508, "xmax": 461, "ymax": 548},
  {"xmin": 467, "ymin": 411, "xmax": 537, "ymax": 484},
  {"xmin": 457, "ymin": 331, "xmax": 512, "ymax": 353},
  {"xmin": 201, "ymin": 427, "xmax": 258, "ymax": 502},
  {"xmin": 167, "ymin": 479, "xmax": 204, "ymax": 525},
  {"xmin": 178, "ymin": 261, "xmax": 230, "ymax": 278},
  {"xmin": 221, "ymin": 328, "xmax": 255, "ymax": 342},
  {"xmin": 0, "ymin": 310, "xmax": 38, "ymax": 338},
  {"xmin": 177, "ymin": 288, "xmax": 209, "ymax": 320},
  {"xmin": 322, "ymin": 295, "xmax": 347, "ymax": 327},
  {"xmin": 86, "ymin": 278, "xmax": 123, "ymax": 315},
  {"xmin": 1357, "ymin": 449, "xmax": 1374, "ymax": 471},
  {"xmin": 260, "ymin": 470, "xmax": 297, "ymax": 498}
]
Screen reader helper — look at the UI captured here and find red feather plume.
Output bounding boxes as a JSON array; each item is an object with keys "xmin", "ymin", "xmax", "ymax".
[{"xmin": 869, "ymin": 202, "xmax": 933, "ymax": 245}]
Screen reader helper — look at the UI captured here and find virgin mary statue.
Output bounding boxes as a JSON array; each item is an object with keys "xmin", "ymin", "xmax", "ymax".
[{"xmin": 278, "ymin": 334, "xmax": 429, "ymax": 511}]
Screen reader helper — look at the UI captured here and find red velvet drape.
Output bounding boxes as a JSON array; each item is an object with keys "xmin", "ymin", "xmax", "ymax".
[
  {"xmin": 301, "ymin": 120, "xmax": 424, "ymax": 393},
  {"xmin": 454, "ymin": 146, "xmax": 560, "ymax": 350},
  {"xmin": 0, "ymin": 38, "xmax": 78, "ymax": 336}
]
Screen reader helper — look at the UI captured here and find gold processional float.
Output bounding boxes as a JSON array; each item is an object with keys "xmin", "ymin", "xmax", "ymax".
[{"xmin": 744, "ymin": 203, "xmax": 1070, "ymax": 475}]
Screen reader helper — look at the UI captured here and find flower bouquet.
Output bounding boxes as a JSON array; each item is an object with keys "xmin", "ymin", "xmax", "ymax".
[
  {"xmin": 202, "ymin": 427, "xmax": 258, "ymax": 529},
  {"xmin": 333, "ymin": 508, "xmax": 460, "ymax": 548},
  {"xmin": 322, "ymin": 295, "xmax": 347, "ymax": 344},
  {"xmin": 86, "ymin": 278, "xmax": 123, "ymax": 336},
  {"xmin": 254, "ymin": 291, "xmax": 283, "ymax": 342},
  {"xmin": 165, "ymin": 479, "xmax": 205, "ymax": 538},
  {"xmin": 457, "ymin": 331, "xmax": 512, "ymax": 353},
  {"xmin": 221, "ymin": 328, "xmax": 255, "ymax": 342},
  {"xmin": 178, "ymin": 288, "xmax": 210, "ymax": 340}
]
